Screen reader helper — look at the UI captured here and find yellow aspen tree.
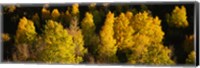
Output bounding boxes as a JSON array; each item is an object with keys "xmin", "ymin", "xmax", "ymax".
[
  {"xmin": 125, "ymin": 11, "xmax": 133, "ymax": 21},
  {"xmin": 167, "ymin": 6, "xmax": 189, "ymax": 28},
  {"xmin": 81, "ymin": 12, "xmax": 96, "ymax": 47},
  {"xmin": 72, "ymin": 3, "xmax": 79, "ymax": 15},
  {"xmin": 128, "ymin": 11, "xmax": 174, "ymax": 65},
  {"xmin": 13, "ymin": 17, "xmax": 37, "ymax": 61},
  {"xmin": 98, "ymin": 12, "xmax": 118, "ymax": 63},
  {"xmin": 16, "ymin": 17, "xmax": 37, "ymax": 44},
  {"xmin": 113, "ymin": 12, "xmax": 135, "ymax": 63},
  {"xmin": 41, "ymin": 7, "xmax": 51, "ymax": 20},
  {"xmin": 51, "ymin": 9, "xmax": 60, "ymax": 21},
  {"xmin": 81, "ymin": 12, "xmax": 100, "ymax": 62},
  {"xmin": 68, "ymin": 16, "xmax": 87, "ymax": 63},
  {"xmin": 114, "ymin": 13, "xmax": 134, "ymax": 50},
  {"xmin": 40, "ymin": 20, "xmax": 81, "ymax": 64},
  {"xmin": 186, "ymin": 51, "xmax": 195, "ymax": 64}
]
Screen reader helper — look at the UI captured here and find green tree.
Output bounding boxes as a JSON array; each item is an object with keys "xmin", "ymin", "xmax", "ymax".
[
  {"xmin": 166, "ymin": 6, "xmax": 189, "ymax": 28},
  {"xmin": 98, "ymin": 12, "xmax": 118, "ymax": 63},
  {"xmin": 39, "ymin": 20, "xmax": 81, "ymax": 64}
]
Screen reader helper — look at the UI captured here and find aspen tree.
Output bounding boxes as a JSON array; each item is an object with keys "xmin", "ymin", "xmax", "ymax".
[
  {"xmin": 13, "ymin": 17, "xmax": 37, "ymax": 61},
  {"xmin": 128, "ymin": 11, "xmax": 174, "ymax": 65},
  {"xmin": 40, "ymin": 20, "xmax": 81, "ymax": 64},
  {"xmin": 186, "ymin": 51, "xmax": 195, "ymax": 64},
  {"xmin": 98, "ymin": 12, "xmax": 118, "ymax": 63},
  {"xmin": 167, "ymin": 6, "xmax": 189, "ymax": 28}
]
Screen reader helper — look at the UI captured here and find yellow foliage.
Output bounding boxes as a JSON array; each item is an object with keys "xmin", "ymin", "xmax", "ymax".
[
  {"xmin": 51, "ymin": 9, "xmax": 60, "ymax": 20},
  {"xmin": 5, "ymin": 5, "xmax": 16, "ymax": 12},
  {"xmin": 98, "ymin": 11, "xmax": 118, "ymax": 63},
  {"xmin": 16, "ymin": 17, "xmax": 37, "ymax": 44},
  {"xmin": 125, "ymin": 11, "xmax": 133, "ymax": 21},
  {"xmin": 42, "ymin": 8, "xmax": 51, "ymax": 19},
  {"xmin": 186, "ymin": 51, "xmax": 195, "ymax": 64},
  {"xmin": 68, "ymin": 17, "xmax": 87, "ymax": 61},
  {"xmin": 81, "ymin": 12, "xmax": 96, "ymax": 45},
  {"xmin": 126, "ymin": 11, "xmax": 174, "ymax": 65},
  {"xmin": 132, "ymin": 11, "xmax": 164, "ymax": 43},
  {"xmin": 40, "ymin": 20, "xmax": 82, "ymax": 64},
  {"xmin": 167, "ymin": 6, "xmax": 189, "ymax": 28},
  {"xmin": 72, "ymin": 3, "xmax": 79, "ymax": 15},
  {"xmin": 114, "ymin": 12, "xmax": 134, "ymax": 50},
  {"xmin": 2, "ymin": 33, "xmax": 10, "ymax": 42}
]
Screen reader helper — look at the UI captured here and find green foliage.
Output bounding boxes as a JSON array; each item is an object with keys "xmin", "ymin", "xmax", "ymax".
[
  {"xmin": 167, "ymin": 6, "xmax": 189, "ymax": 28},
  {"xmin": 98, "ymin": 12, "xmax": 118, "ymax": 63},
  {"xmin": 186, "ymin": 51, "xmax": 195, "ymax": 64},
  {"xmin": 39, "ymin": 20, "xmax": 81, "ymax": 64}
]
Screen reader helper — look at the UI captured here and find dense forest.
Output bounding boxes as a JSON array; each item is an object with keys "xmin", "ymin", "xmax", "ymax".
[{"xmin": 1, "ymin": 3, "xmax": 196, "ymax": 65}]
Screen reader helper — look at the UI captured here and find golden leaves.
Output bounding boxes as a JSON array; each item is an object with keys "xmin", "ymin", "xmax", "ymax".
[
  {"xmin": 81, "ymin": 12, "xmax": 95, "ymax": 34},
  {"xmin": 2, "ymin": 33, "xmax": 10, "ymax": 42},
  {"xmin": 167, "ymin": 6, "xmax": 189, "ymax": 28},
  {"xmin": 16, "ymin": 17, "xmax": 36, "ymax": 44},
  {"xmin": 42, "ymin": 8, "xmax": 51, "ymax": 19},
  {"xmin": 51, "ymin": 9, "xmax": 60, "ymax": 20},
  {"xmin": 41, "ymin": 20, "xmax": 80, "ymax": 64},
  {"xmin": 72, "ymin": 3, "xmax": 79, "ymax": 15},
  {"xmin": 98, "ymin": 11, "xmax": 118, "ymax": 63},
  {"xmin": 186, "ymin": 51, "xmax": 195, "ymax": 64}
]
